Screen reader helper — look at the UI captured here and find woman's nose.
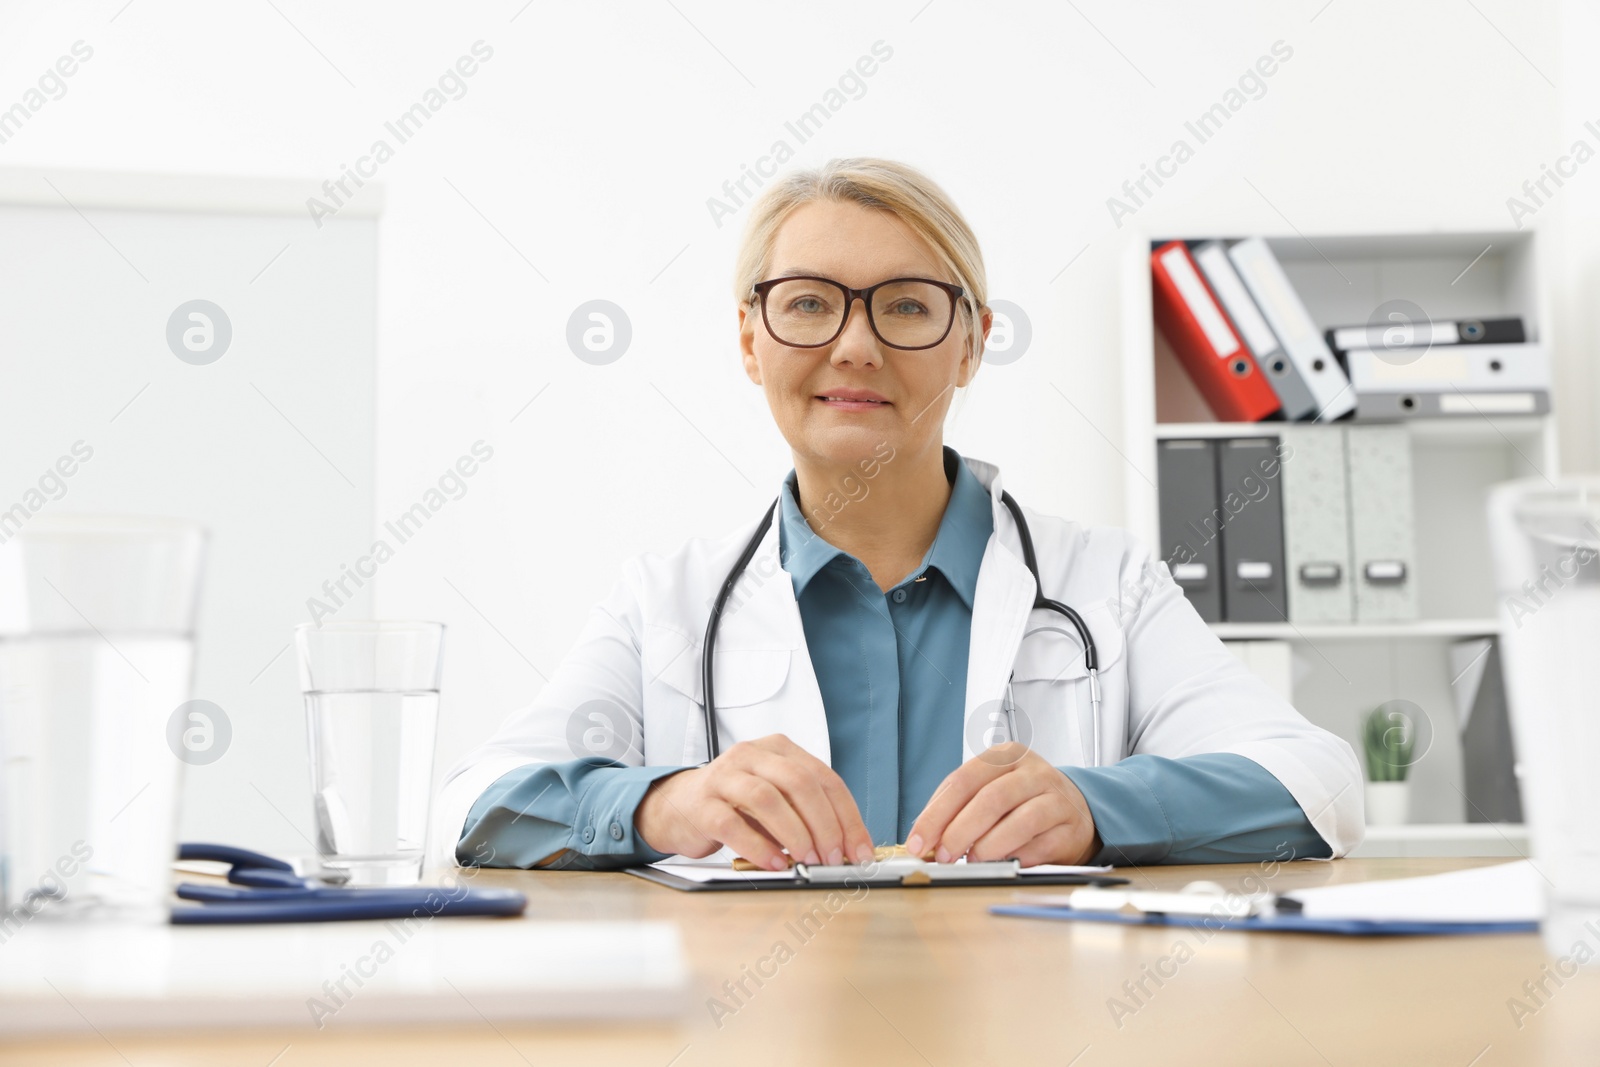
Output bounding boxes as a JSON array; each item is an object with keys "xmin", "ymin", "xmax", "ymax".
[{"xmin": 830, "ymin": 296, "xmax": 882, "ymax": 367}]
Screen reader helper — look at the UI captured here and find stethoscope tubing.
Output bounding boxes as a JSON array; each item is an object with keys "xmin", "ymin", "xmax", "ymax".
[{"xmin": 701, "ymin": 490, "xmax": 1101, "ymax": 765}]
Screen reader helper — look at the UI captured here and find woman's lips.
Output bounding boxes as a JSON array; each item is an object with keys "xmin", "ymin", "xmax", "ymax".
[{"xmin": 815, "ymin": 396, "xmax": 890, "ymax": 412}]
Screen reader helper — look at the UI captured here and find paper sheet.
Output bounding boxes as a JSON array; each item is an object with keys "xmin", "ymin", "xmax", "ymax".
[
  {"xmin": 1023, "ymin": 863, "xmax": 1116, "ymax": 876},
  {"xmin": 1284, "ymin": 860, "xmax": 1544, "ymax": 923},
  {"xmin": 647, "ymin": 862, "xmax": 795, "ymax": 883}
]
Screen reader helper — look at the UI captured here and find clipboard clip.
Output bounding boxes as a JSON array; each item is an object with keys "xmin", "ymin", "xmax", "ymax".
[
  {"xmin": 1061, "ymin": 880, "xmax": 1295, "ymax": 919},
  {"xmin": 793, "ymin": 857, "xmax": 1022, "ymax": 886}
]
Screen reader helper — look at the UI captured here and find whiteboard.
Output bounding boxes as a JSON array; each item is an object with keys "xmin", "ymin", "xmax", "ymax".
[{"xmin": 0, "ymin": 167, "xmax": 378, "ymax": 854}]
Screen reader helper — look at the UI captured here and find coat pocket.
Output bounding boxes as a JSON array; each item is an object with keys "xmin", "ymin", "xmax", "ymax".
[
  {"xmin": 1001, "ymin": 606, "xmax": 1127, "ymax": 766},
  {"xmin": 641, "ymin": 624, "xmax": 794, "ymax": 764}
]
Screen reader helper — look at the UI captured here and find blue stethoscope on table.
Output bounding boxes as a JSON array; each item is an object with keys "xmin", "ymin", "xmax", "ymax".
[
  {"xmin": 701, "ymin": 489, "xmax": 1103, "ymax": 765},
  {"xmin": 170, "ymin": 843, "xmax": 526, "ymax": 924}
]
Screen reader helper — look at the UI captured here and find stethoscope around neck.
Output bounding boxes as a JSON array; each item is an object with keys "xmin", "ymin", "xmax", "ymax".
[{"xmin": 699, "ymin": 488, "xmax": 1102, "ymax": 766}]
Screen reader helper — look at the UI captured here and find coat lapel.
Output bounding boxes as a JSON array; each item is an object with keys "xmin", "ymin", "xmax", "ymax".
[
  {"xmin": 712, "ymin": 511, "xmax": 833, "ymax": 764},
  {"xmin": 961, "ymin": 460, "xmax": 1038, "ymax": 760}
]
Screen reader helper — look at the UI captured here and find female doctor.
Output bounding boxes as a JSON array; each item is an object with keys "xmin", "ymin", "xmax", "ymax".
[{"xmin": 439, "ymin": 158, "xmax": 1364, "ymax": 873}]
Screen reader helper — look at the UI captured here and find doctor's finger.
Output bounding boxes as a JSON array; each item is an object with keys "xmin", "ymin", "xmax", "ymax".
[
  {"xmin": 781, "ymin": 751, "xmax": 874, "ymax": 858},
  {"xmin": 812, "ymin": 767, "xmax": 875, "ymax": 863},
  {"xmin": 720, "ymin": 774, "xmax": 818, "ymax": 866},
  {"xmin": 966, "ymin": 793, "xmax": 1064, "ymax": 863},
  {"xmin": 749, "ymin": 753, "xmax": 855, "ymax": 866},
  {"xmin": 754, "ymin": 738, "xmax": 873, "ymax": 860},
  {"xmin": 705, "ymin": 794, "xmax": 792, "ymax": 872},
  {"xmin": 905, "ymin": 760, "xmax": 1008, "ymax": 858},
  {"xmin": 1004, "ymin": 821, "xmax": 1091, "ymax": 869},
  {"xmin": 768, "ymin": 751, "xmax": 870, "ymax": 870},
  {"xmin": 932, "ymin": 771, "xmax": 1041, "ymax": 862}
]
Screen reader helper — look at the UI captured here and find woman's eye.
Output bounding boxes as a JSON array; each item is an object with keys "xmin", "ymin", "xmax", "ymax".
[
  {"xmin": 791, "ymin": 297, "xmax": 828, "ymax": 314},
  {"xmin": 888, "ymin": 300, "xmax": 928, "ymax": 316}
]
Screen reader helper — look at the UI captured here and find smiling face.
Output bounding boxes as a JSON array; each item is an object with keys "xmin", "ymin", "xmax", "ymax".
[{"xmin": 739, "ymin": 199, "xmax": 988, "ymax": 473}]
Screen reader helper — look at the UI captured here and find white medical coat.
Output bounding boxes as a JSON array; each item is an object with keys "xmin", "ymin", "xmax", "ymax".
[{"xmin": 432, "ymin": 455, "xmax": 1364, "ymax": 867}]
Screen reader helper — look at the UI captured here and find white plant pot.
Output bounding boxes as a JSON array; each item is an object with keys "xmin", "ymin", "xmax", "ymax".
[{"xmin": 1365, "ymin": 781, "xmax": 1410, "ymax": 826}]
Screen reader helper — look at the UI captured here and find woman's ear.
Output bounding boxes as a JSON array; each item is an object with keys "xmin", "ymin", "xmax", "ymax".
[
  {"xmin": 739, "ymin": 303, "xmax": 763, "ymax": 385},
  {"xmin": 955, "ymin": 304, "xmax": 993, "ymax": 388}
]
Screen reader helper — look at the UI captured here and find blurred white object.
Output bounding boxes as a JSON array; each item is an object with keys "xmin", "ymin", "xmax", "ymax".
[
  {"xmin": 0, "ymin": 919, "xmax": 686, "ymax": 1033},
  {"xmin": 1488, "ymin": 478, "xmax": 1600, "ymax": 960},
  {"xmin": 0, "ymin": 515, "xmax": 207, "ymax": 923}
]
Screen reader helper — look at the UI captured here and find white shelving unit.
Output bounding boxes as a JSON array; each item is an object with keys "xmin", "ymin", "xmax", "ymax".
[
  {"xmin": 1122, "ymin": 228, "xmax": 1552, "ymax": 857},
  {"xmin": 1207, "ymin": 619, "xmax": 1501, "ymax": 641},
  {"xmin": 1352, "ymin": 824, "xmax": 1530, "ymax": 859}
]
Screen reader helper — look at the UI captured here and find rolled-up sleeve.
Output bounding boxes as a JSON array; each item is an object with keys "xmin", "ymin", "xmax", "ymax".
[
  {"xmin": 1108, "ymin": 534, "xmax": 1365, "ymax": 858},
  {"xmin": 456, "ymin": 759, "xmax": 690, "ymax": 870},
  {"xmin": 1061, "ymin": 753, "xmax": 1332, "ymax": 866}
]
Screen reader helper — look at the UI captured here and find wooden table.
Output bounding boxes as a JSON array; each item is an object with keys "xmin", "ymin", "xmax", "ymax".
[{"xmin": 5, "ymin": 857, "xmax": 1597, "ymax": 1066}]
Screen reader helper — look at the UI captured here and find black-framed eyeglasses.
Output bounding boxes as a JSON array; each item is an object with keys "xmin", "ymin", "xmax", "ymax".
[{"xmin": 750, "ymin": 275, "xmax": 967, "ymax": 351}]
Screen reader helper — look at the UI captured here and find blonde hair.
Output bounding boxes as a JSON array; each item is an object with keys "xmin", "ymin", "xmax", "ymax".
[{"xmin": 733, "ymin": 158, "xmax": 989, "ymax": 374}]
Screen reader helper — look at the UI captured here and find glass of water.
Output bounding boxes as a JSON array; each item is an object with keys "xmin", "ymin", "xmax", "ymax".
[
  {"xmin": 0, "ymin": 515, "xmax": 207, "ymax": 922},
  {"xmin": 1489, "ymin": 479, "xmax": 1600, "ymax": 961},
  {"xmin": 294, "ymin": 621, "xmax": 444, "ymax": 886}
]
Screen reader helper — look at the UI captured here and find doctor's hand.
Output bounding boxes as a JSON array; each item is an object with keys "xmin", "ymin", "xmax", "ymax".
[
  {"xmin": 633, "ymin": 734, "xmax": 876, "ymax": 871},
  {"xmin": 905, "ymin": 742, "xmax": 1101, "ymax": 867}
]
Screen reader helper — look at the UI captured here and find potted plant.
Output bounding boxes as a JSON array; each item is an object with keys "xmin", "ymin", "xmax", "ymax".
[{"xmin": 1362, "ymin": 705, "xmax": 1414, "ymax": 826}]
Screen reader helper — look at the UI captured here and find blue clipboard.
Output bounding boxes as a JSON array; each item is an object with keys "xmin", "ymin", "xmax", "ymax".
[{"xmin": 990, "ymin": 904, "xmax": 1539, "ymax": 936}]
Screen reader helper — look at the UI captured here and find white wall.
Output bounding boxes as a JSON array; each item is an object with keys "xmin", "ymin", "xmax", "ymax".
[{"xmin": 1, "ymin": 0, "xmax": 1588, "ymax": 854}]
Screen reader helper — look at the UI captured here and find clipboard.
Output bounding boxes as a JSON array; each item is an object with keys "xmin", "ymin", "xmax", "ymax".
[
  {"xmin": 989, "ymin": 870, "xmax": 1543, "ymax": 936},
  {"xmin": 628, "ymin": 857, "xmax": 1130, "ymax": 893},
  {"xmin": 989, "ymin": 905, "xmax": 1538, "ymax": 936}
]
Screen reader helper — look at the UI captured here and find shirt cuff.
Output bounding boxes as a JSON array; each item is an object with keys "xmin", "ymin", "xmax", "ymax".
[
  {"xmin": 572, "ymin": 763, "xmax": 688, "ymax": 862},
  {"xmin": 456, "ymin": 760, "xmax": 689, "ymax": 870},
  {"xmin": 1059, "ymin": 761, "xmax": 1175, "ymax": 867}
]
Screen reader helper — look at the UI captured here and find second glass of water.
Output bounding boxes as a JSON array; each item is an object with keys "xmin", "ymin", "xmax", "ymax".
[{"xmin": 294, "ymin": 621, "xmax": 444, "ymax": 886}]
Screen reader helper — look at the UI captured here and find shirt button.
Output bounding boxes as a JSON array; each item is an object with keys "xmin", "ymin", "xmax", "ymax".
[
  {"xmin": 610, "ymin": 822, "xmax": 625, "ymax": 841},
  {"xmin": 581, "ymin": 826, "xmax": 595, "ymax": 844},
  {"xmin": 892, "ymin": 588, "xmax": 908, "ymax": 603}
]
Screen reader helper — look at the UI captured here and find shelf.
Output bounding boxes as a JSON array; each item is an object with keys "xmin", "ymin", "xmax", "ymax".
[
  {"xmin": 1350, "ymin": 823, "xmax": 1529, "ymax": 859},
  {"xmin": 1210, "ymin": 619, "xmax": 1500, "ymax": 641},
  {"xmin": 1149, "ymin": 229, "xmax": 1532, "ymax": 263},
  {"xmin": 1154, "ymin": 416, "xmax": 1552, "ymax": 443},
  {"xmin": 1361, "ymin": 824, "xmax": 1525, "ymax": 839}
]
